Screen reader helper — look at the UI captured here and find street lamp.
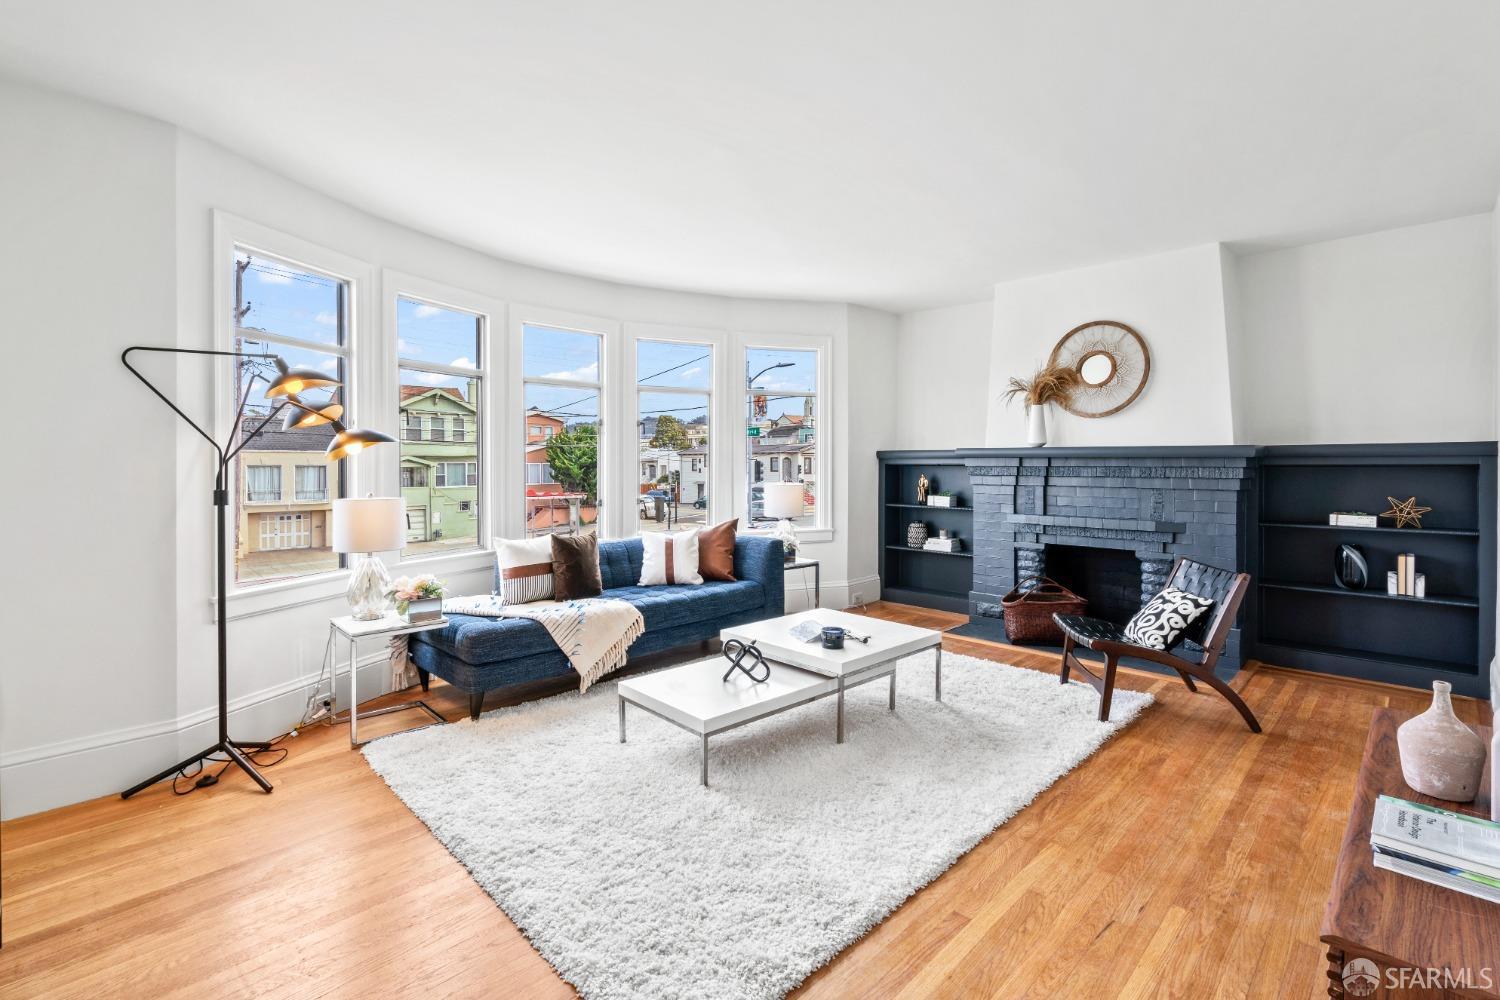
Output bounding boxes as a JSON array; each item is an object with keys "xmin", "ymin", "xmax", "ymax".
[{"xmin": 746, "ymin": 361, "xmax": 794, "ymax": 524}]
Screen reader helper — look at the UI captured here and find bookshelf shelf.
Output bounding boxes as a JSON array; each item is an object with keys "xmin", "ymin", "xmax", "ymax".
[
  {"xmin": 885, "ymin": 545, "xmax": 973, "ymax": 559},
  {"xmin": 1258, "ymin": 580, "xmax": 1478, "ymax": 609},
  {"xmin": 877, "ymin": 453, "xmax": 974, "ymax": 614},
  {"xmin": 1260, "ymin": 521, "xmax": 1478, "ymax": 538}
]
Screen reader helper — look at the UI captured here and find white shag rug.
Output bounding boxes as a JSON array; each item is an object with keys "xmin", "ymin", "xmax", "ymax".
[{"xmin": 363, "ymin": 649, "xmax": 1152, "ymax": 1000}]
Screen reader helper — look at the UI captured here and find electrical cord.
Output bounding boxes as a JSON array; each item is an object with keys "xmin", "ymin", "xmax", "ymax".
[{"xmin": 170, "ymin": 733, "xmax": 292, "ymax": 796}]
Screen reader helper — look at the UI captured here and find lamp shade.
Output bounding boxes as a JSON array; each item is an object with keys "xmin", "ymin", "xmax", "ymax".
[
  {"xmin": 763, "ymin": 482, "xmax": 804, "ymax": 520},
  {"xmin": 332, "ymin": 497, "xmax": 407, "ymax": 554},
  {"xmin": 326, "ymin": 425, "xmax": 396, "ymax": 461}
]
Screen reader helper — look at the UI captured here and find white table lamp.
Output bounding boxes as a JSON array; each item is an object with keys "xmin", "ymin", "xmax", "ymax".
[
  {"xmin": 763, "ymin": 482, "xmax": 805, "ymax": 562},
  {"xmin": 333, "ymin": 496, "xmax": 407, "ymax": 620}
]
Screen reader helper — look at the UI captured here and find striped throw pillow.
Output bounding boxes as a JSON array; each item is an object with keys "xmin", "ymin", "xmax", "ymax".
[
  {"xmin": 493, "ymin": 536, "xmax": 555, "ymax": 604},
  {"xmin": 638, "ymin": 530, "xmax": 703, "ymax": 586}
]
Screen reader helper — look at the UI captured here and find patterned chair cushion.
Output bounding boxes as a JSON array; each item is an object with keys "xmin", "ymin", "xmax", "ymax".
[{"xmin": 1122, "ymin": 588, "xmax": 1216, "ymax": 651}]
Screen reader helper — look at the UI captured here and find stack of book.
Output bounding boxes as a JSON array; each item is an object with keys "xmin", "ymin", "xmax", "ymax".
[
  {"xmin": 1329, "ymin": 511, "xmax": 1379, "ymax": 527},
  {"xmin": 1370, "ymin": 795, "xmax": 1500, "ymax": 903},
  {"xmin": 922, "ymin": 536, "xmax": 963, "ymax": 553},
  {"xmin": 1389, "ymin": 553, "xmax": 1425, "ymax": 597}
]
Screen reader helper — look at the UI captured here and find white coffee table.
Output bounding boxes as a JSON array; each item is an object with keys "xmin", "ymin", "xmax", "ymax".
[{"xmin": 616, "ymin": 610, "xmax": 942, "ymax": 785}]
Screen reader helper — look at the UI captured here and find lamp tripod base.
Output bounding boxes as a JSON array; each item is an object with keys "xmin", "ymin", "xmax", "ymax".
[{"xmin": 120, "ymin": 738, "xmax": 275, "ymax": 799}]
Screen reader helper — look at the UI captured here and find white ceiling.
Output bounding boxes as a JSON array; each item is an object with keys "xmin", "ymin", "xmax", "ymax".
[{"xmin": 3, "ymin": 1, "xmax": 1499, "ymax": 312}]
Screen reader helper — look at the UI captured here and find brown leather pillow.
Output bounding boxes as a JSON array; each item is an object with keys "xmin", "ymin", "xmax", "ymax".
[
  {"xmin": 550, "ymin": 532, "xmax": 603, "ymax": 600},
  {"xmin": 697, "ymin": 518, "xmax": 738, "ymax": 582}
]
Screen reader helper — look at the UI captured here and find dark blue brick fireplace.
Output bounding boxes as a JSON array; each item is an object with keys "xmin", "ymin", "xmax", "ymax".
[{"xmin": 962, "ymin": 446, "xmax": 1258, "ymax": 676}]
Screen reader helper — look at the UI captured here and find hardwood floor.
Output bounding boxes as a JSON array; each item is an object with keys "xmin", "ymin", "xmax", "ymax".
[{"xmin": 1, "ymin": 602, "xmax": 1490, "ymax": 998}]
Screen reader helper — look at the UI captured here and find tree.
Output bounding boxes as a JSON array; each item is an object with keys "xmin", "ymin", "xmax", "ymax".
[
  {"xmin": 650, "ymin": 414, "xmax": 690, "ymax": 451},
  {"xmin": 545, "ymin": 423, "xmax": 598, "ymax": 501}
]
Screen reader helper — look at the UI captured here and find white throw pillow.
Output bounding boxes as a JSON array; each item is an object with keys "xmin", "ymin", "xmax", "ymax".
[
  {"xmin": 638, "ymin": 530, "xmax": 703, "ymax": 586},
  {"xmin": 493, "ymin": 536, "xmax": 555, "ymax": 604},
  {"xmin": 1123, "ymin": 587, "xmax": 1215, "ymax": 651}
]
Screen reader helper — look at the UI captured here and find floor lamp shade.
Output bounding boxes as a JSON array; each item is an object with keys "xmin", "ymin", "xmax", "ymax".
[
  {"xmin": 763, "ymin": 482, "xmax": 805, "ymax": 520},
  {"xmin": 333, "ymin": 497, "xmax": 407, "ymax": 554}
]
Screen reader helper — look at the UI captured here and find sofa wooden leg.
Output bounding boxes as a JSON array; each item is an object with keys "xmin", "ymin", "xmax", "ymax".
[
  {"xmin": 417, "ymin": 668, "xmax": 430, "ymax": 693},
  {"xmin": 468, "ymin": 690, "xmax": 484, "ymax": 722}
]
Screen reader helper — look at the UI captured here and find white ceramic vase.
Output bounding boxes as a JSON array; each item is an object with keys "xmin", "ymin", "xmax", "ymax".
[
  {"xmin": 1396, "ymin": 680, "xmax": 1487, "ymax": 802},
  {"xmin": 1025, "ymin": 403, "xmax": 1047, "ymax": 447}
]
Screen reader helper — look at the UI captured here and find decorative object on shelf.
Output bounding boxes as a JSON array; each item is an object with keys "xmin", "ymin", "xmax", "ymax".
[
  {"xmin": 937, "ymin": 527, "xmax": 951, "ymax": 539},
  {"xmin": 927, "ymin": 491, "xmax": 955, "ymax": 507},
  {"xmin": 1333, "ymin": 543, "xmax": 1368, "ymax": 590},
  {"xmin": 1002, "ymin": 361, "xmax": 1082, "ymax": 447},
  {"xmin": 762, "ymin": 481, "xmax": 805, "ymax": 561},
  {"xmin": 118, "ymin": 344, "xmax": 394, "ymax": 800},
  {"xmin": 720, "ymin": 638, "xmax": 770, "ymax": 683},
  {"xmin": 923, "ymin": 535, "xmax": 963, "ymax": 552},
  {"xmin": 1393, "ymin": 553, "xmax": 1424, "ymax": 597},
  {"xmin": 1328, "ymin": 511, "xmax": 1379, "ymax": 527},
  {"xmin": 1396, "ymin": 681, "xmax": 1487, "ymax": 802},
  {"xmin": 334, "ymin": 496, "xmax": 408, "ymax": 620},
  {"xmin": 1047, "ymin": 320, "xmax": 1151, "ymax": 418},
  {"xmin": 999, "ymin": 576, "xmax": 1087, "ymax": 644},
  {"xmin": 820, "ymin": 626, "xmax": 846, "ymax": 649},
  {"xmin": 388, "ymin": 574, "xmax": 446, "ymax": 624},
  {"xmin": 906, "ymin": 521, "xmax": 929, "ymax": 548},
  {"xmin": 916, "ymin": 473, "xmax": 930, "ymax": 504},
  {"xmin": 1381, "ymin": 496, "xmax": 1432, "ymax": 529}
]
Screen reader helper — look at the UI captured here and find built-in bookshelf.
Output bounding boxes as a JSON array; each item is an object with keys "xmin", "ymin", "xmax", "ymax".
[
  {"xmin": 1254, "ymin": 443, "xmax": 1496, "ymax": 697},
  {"xmin": 878, "ymin": 452, "xmax": 974, "ymax": 613}
]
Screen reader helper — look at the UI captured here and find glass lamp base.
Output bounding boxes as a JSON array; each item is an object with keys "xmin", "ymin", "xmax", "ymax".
[
  {"xmin": 772, "ymin": 518, "xmax": 799, "ymax": 560},
  {"xmin": 347, "ymin": 553, "xmax": 392, "ymax": 621}
]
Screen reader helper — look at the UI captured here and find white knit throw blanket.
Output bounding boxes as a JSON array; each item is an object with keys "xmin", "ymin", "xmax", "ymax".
[{"xmin": 438, "ymin": 594, "xmax": 646, "ymax": 692}]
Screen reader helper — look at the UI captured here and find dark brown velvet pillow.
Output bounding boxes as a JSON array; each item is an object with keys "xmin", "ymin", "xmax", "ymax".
[
  {"xmin": 550, "ymin": 532, "xmax": 603, "ymax": 600},
  {"xmin": 697, "ymin": 518, "xmax": 738, "ymax": 582}
]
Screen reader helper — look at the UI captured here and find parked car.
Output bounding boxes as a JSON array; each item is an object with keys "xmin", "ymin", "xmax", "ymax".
[
  {"xmin": 692, "ymin": 493, "xmax": 709, "ymax": 509},
  {"xmin": 638, "ymin": 489, "xmax": 671, "ymax": 518}
]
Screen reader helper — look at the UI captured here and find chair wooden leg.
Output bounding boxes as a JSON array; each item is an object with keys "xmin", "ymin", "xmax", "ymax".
[
  {"xmin": 1184, "ymin": 665, "xmax": 1262, "ymax": 733},
  {"xmin": 417, "ymin": 668, "xmax": 430, "ymax": 693},
  {"xmin": 1098, "ymin": 654, "xmax": 1119, "ymax": 722},
  {"xmin": 1174, "ymin": 668, "xmax": 1197, "ymax": 693},
  {"xmin": 468, "ymin": 690, "xmax": 485, "ymax": 722},
  {"xmin": 1059, "ymin": 634, "xmax": 1074, "ymax": 685}
]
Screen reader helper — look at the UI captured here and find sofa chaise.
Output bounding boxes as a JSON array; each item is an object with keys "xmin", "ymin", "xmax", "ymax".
[{"xmin": 409, "ymin": 534, "xmax": 786, "ymax": 718}]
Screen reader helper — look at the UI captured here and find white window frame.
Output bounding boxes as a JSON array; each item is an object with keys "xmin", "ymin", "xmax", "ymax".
[
  {"xmin": 625, "ymin": 326, "xmax": 718, "ymax": 533},
  {"xmin": 214, "ymin": 213, "xmax": 374, "ymax": 610},
  {"xmin": 510, "ymin": 306, "xmax": 618, "ymax": 539},
  {"xmin": 735, "ymin": 333, "xmax": 833, "ymax": 540},
  {"xmin": 385, "ymin": 271, "xmax": 504, "ymax": 568}
]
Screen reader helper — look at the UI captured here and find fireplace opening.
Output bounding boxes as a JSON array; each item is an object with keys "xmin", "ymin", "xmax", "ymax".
[{"xmin": 1044, "ymin": 544, "xmax": 1142, "ymax": 626}]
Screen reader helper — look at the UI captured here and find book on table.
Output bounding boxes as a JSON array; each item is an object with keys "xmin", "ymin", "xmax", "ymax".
[{"xmin": 1370, "ymin": 795, "xmax": 1500, "ymax": 902}]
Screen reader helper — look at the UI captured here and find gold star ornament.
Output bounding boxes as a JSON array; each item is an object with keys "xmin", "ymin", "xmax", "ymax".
[{"xmin": 1381, "ymin": 496, "xmax": 1432, "ymax": 529}]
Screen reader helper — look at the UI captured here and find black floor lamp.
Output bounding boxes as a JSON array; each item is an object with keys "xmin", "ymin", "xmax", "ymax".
[{"xmin": 119, "ymin": 346, "xmax": 393, "ymax": 799}]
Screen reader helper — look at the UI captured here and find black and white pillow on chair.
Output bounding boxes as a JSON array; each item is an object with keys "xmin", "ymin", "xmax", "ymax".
[{"xmin": 1122, "ymin": 587, "xmax": 1215, "ymax": 651}]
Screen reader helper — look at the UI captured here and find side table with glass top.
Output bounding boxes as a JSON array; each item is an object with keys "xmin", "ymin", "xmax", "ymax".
[
  {"xmin": 328, "ymin": 613, "xmax": 449, "ymax": 748},
  {"xmin": 785, "ymin": 557, "xmax": 820, "ymax": 609}
]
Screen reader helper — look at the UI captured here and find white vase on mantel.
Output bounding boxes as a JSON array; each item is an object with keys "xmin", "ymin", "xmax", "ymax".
[
  {"xmin": 1025, "ymin": 403, "xmax": 1047, "ymax": 447},
  {"xmin": 1396, "ymin": 680, "xmax": 1487, "ymax": 803}
]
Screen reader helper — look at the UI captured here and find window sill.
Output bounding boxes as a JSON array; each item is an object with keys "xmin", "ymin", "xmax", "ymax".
[{"xmin": 218, "ymin": 547, "xmax": 494, "ymax": 621}]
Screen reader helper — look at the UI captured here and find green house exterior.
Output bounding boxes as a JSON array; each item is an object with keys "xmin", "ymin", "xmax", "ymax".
[{"xmin": 399, "ymin": 383, "xmax": 480, "ymax": 553}]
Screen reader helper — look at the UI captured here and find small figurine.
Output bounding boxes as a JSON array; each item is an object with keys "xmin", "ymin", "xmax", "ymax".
[{"xmin": 916, "ymin": 473, "xmax": 930, "ymax": 504}]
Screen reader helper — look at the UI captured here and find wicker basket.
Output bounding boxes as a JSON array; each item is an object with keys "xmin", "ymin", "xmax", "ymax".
[{"xmin": 1000, "ymin": 576, "xmax": 1087, "ymax": 644}]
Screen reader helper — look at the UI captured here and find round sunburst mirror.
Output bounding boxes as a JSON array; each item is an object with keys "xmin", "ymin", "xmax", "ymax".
[{"xmin": 1048, "ymin": 320, "xmax": 1151, "ymax": 418}]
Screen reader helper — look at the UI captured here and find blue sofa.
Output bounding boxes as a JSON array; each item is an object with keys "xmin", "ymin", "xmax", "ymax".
[{"xmin": 410, "ymin": 534, "xmax": 785, "ymax": 718}]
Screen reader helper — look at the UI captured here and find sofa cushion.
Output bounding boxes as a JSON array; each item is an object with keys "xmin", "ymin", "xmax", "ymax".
[{"xmin": 414, "ymin": 578, "xmax": 765, "ymax": 665}]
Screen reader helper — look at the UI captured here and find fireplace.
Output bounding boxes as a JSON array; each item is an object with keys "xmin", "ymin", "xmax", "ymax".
[
  {"xmin": 1044, "ymin": 544, "xmax": 1142, "ymax": 626},
  {"xmin": 961, "ymin": 446, "xmax": 1256, "ymax": 678}
]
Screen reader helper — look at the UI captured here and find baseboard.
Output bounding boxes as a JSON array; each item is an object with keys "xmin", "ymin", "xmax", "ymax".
[
  {"xmin": 786, "ymin": 574, "xmax": 880, "ymax": 613},
  {"xmin": 0, "ymin": 650, "xmax": 394, "ymax": 820}
]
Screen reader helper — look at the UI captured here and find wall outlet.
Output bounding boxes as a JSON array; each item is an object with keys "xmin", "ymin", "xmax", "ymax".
[{"xmin": 849, "ymin": 591, "xmax": 864, "ymax": 608}]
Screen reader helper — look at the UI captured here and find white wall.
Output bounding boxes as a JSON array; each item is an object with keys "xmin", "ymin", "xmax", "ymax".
[
  {"xmin": 893, "ymin": 301, "xmax": 992, "ymax": 450},
  {"xmin": 1232, "ymin": 213, "xmax": 1495, "ymax": 445},
  {"xmin": 0, "ymin": 81, "xmax": 896, "ymax": 818},
  {"xmin": 0, "ymin": 82, "xmax": 185, "ymax": 812},
  {"xmin": 983, "ymin": 245, "xmax": 1237, "ymax": 447}
]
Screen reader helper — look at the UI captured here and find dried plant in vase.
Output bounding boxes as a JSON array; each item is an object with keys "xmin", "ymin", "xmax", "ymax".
[{"xmin": 1003, "ymin": 362, "xmax": 1081, "ymax": 447}]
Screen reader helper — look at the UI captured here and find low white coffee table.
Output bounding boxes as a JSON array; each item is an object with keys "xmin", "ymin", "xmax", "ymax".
[{"xmin": 616, "ymin": 610, "xmax": 942, "ymax": 785}]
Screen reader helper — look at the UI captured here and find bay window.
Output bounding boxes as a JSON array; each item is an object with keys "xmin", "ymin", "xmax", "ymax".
[
  {"xmin": 636, "ymin": 339, "xmax": 712, "ymax": 532},
  {"xmin": 522, "ymin": 324, "xmax": 602, "ymax": 538},
  {"xmin": 746, "ymin": 347, "xmax": 818, "ymax": 528}
]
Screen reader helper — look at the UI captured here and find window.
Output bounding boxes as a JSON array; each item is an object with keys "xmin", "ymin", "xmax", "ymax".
[
  {"xmin": 746, "ymin": 347, "xmax": 817, "ymax": 527},
  {"xmin": 294, "ymin": 465, "xmax": 328, "ymax": 501},
  {"xmin": 523, "ymin": 325, "xmax": 602, "ymax": 538},
  {"xmin": 232, "ymin": 249, "xmax": 347, "ymax": 585},
  {"xmin": 635, "ymin": 339, "xmax": 711, "ymax": 534},
  {"xmin": 245, "ymin": 465, "xmax": 282, "ymax": 503},
  {"xmin": 397, "ymin": 296, "xmax": 484, "ymax": 558}
]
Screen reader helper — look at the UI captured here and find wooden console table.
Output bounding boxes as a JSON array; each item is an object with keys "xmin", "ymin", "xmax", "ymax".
[{"xmin": 1321, "ymin": 709, "xmax": 1497, "ymax": 998}]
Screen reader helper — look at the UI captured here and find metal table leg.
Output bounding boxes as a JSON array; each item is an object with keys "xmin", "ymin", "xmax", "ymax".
[
  {"xmin": 935, "ymin": 644, "xmax": 943, "ymax": 702},
  {"xmin": 348, "ymin": 633, "xmax": 360, "ymax": 747},
  {"xmin": 836, "ymin": 676, "xmax": 846, "ymax": 743},
  {"xmin": 700, "ymin": 734, "xmax": 709, "ymax": 786},
  {"xmin": 814, "ymin": 562, "xmax": 820, "ymax": 608},
  {"xmin": 889, "ymin": 670, "xmax": 896, "ymax": 711},
  {"xmin": 619, "ymin": 695, "xmax": 626, "ymax": 743}
]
